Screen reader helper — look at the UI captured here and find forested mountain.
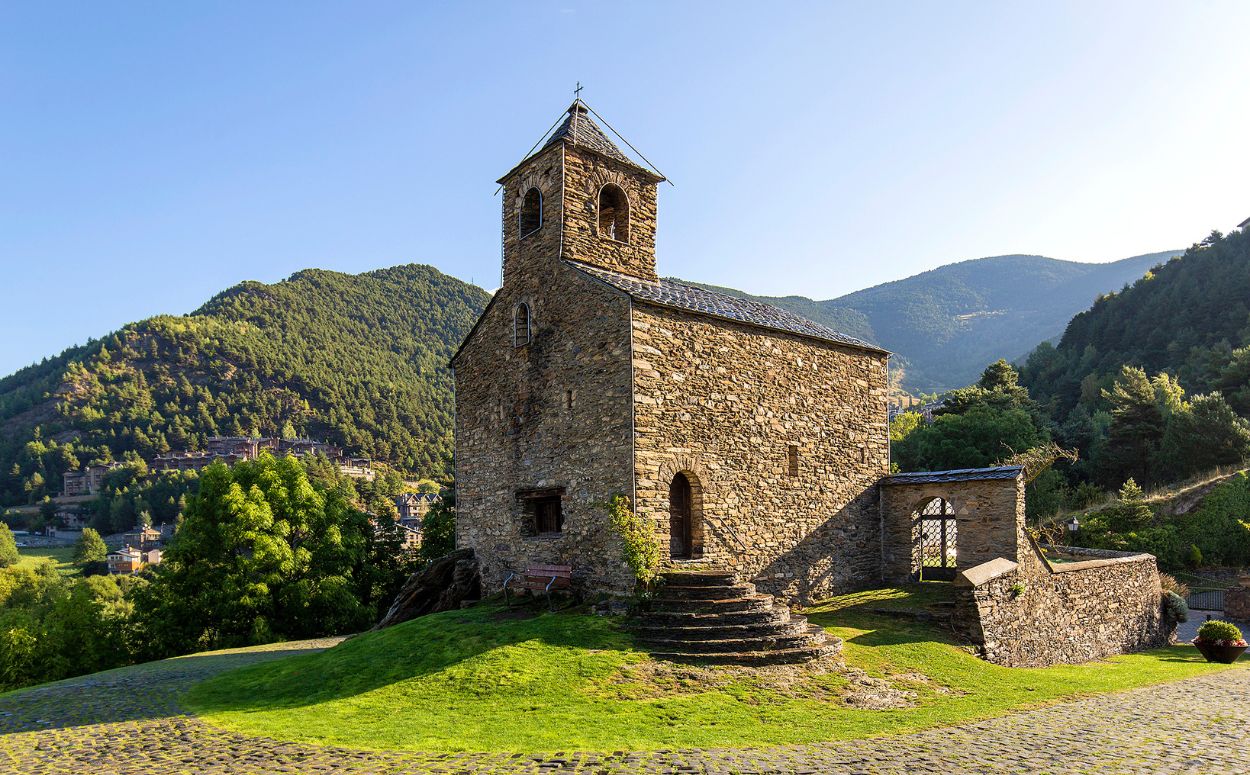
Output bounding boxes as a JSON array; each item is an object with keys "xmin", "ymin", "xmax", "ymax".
[
  {"xmin": 1012, "ymin": 229, "xmax": 1250, "ymax": 491},
  {"xmin": 1021, "ymin": 229, "xmax": 1250, "ymax": 421},
  {"xmin": 689, "ymin": 250, "xmax": 1179, "ymax": 392},
  {"xmin": 0, "ymin": 265, "xmax": 489, "ymax": 505}
]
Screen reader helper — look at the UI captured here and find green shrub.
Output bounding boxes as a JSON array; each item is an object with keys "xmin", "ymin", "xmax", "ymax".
[
  {"xmin": 1008, "ymin": 582, "xmax": 1026, "ymax": 598},
  {"xmin": 0, "ymin": 525, "xmax": 18, "ymax": 568},
  {"xmin": 606, "ymin": 495, "xmax": 660, "ymax": 589},
  {"xmin": 1163, "ymin": 591, "xmax": 1189, "ymax": 623},
  {"xmin": 1196, "ymin": 619, "xmax": 1243, "ymax": 643},
  {"xmin": 1186, "ymin": 543, "xmax": 1204, "ymax": 568}
]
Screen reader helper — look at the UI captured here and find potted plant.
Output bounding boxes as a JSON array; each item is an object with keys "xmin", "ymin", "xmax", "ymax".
[{"xmin": 1193, "ymin": 620, "xmax": 1248, "ymax": 663}]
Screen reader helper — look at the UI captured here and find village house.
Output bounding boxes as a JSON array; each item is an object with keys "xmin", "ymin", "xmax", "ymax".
[
  {"xmin": 395, "ymin": 492, "xmax": 438, "ymax": 527},
  {"xmin": 60, "ymin": 463, "xmax": 123, "ymax": 498},
  {"xmin": 152, "ymin": 436, "xmax": 349, "ymax": 473},
  {"xmin": 105, "ymin": 545, "xmax": 160, "ymax": 575},
  {"xmin": 123, "ymin": 525, "xmax": 163, "ymax": 550},
  {"xmin": 452, "ymin": 100, "xmax": 1173, "ymax": 667}
]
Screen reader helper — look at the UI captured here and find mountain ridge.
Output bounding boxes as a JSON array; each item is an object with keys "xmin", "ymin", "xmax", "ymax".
[
  {"xmin": 0, "ymin": 263, "xmax": 490, "ymax": 505},
  {"xmin": 683, "ymin": 249, "xmax": 1181, "ymax": 392}
]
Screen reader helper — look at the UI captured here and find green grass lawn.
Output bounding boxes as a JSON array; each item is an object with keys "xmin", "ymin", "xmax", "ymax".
[
  {"xmin": 185, "ymin": 585, "xmax": 1237, "ymax": 753},
  {"xmin": 15, "ymin": 546, "xmax": 78, "ymax": 577}
]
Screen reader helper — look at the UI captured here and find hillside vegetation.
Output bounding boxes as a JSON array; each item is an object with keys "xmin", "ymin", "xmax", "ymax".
[
  {"xmin": 1023, "ymin": 229, "xmax": 1250, "ymax": 423},
  {"xmin": 0, "ymin": 264, "xmax": 489, "ymax": 504},
  {"xmin": 692, "ymin": 250, "xmax": 1176, "ymax": 392}
]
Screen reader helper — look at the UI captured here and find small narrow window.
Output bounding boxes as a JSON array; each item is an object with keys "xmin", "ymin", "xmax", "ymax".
[
  {"xmin": 787, "ymin": 444, "xmax": 799, "ymax": 477},
  {"xmin": 597, "ymin": 184, "xmax": 629, "ymax": 243},
  {"xmin": 519, "ymin": 187, "xmax": 542, "ymax": 236},
  {"xmin": 564, "ymin": 389, "xmax": 575, "ymax": 410},
  {"xmin": 514, "ymin": 303, "xmax": 531, "ymax": 347}
]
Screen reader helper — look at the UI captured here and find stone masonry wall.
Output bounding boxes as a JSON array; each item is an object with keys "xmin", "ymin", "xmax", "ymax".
[
  {"xmin": 880, "ymin": 476, "xmax": 1026, "ymax": 584},
  {"xmin": 630, "ymin": 303, "xmax": 891, "ymax": 602},
  {"xmin": 560, "ymin": 147, "xmax": 659, "ymax": 281},
  {"xmin": 952, "ymin": 543, "xmax": 1171, "ymax": 667},
  {"xmin": 1223, "ymin": 585, "xmax": 1250, "ymax": 620},
  {"xmin": 456, "ymin": 145, "xmax": 638, "ymax": 595}
]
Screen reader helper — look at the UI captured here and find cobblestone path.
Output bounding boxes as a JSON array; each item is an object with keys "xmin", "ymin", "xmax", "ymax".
[{"xmin": 1, "ymin": 640, "xmax": 1247, "ymax": 774}]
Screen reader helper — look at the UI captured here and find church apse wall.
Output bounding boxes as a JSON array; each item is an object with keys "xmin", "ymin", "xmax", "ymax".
[{"xmin": 630, "ymin": 303, "xmax": 891, "ymax": 601}]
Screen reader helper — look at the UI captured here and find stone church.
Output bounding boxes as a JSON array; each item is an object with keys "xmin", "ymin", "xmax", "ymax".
[{"xmin": 451, "ymin": 102, "xmax": 1172, "ymax": 666}]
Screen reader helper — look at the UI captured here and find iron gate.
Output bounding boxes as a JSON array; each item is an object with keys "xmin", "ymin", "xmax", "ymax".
[{"xmin": 918, "ymin": 498, "xmax": 958, "ymax": 581}]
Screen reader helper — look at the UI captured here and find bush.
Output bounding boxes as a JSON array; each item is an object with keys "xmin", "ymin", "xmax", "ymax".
[
  {"xmin": 1008, "ymin": 582, "xmax": 1027, "ymax": 598},
  {"xmin": 1163, "ymin": 591, "xmax": 1189, "ymax": 623},
  {"xmin": 1196, "ymin": 620, "xmax": 1244, "ymax": 643},
  {"xmin": 1186, "ymin": 543, "xmax": 1204, "ymax": 568},
  {"xmin": 0, "ymin": 525, "xmax": 18, "ymax": 568},
  {"xmin": 1158, "ymin": 573, "xmax": 1190, "ymax": 598},
  {"xmin": 606, "ymin": 494, "xmax": 660, "ymax": 589}
]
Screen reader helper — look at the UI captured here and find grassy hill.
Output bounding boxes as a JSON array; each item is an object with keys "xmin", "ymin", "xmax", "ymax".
[
  {"xmin": 182, "ymin": 591, "xmax": 1223, "ymax": 752},
  {"xmin": 689, "ymin": 250, "xmax": 1179, "ymax": 393},
  {"xmin": 0, "ymin": 264, "xmax": 489, "ymax": 504}
]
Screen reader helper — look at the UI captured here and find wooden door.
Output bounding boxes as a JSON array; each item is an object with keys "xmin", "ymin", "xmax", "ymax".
[{"xmin": 669, "ymin": 473, "xmax": 693, "ymax": 559}]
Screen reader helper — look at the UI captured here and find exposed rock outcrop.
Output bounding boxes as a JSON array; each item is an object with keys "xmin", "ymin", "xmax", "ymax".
[{"xmin": 374, "ymin": 549, "xmax": 481, "ymax": 630}]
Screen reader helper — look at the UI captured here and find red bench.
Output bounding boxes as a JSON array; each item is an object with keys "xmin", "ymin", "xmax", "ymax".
[{"xmin": 504, "ymin": 564, "xmax": 573, "ymax": 610}]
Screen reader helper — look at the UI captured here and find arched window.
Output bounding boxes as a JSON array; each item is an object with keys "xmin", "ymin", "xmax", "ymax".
[
  {"xmin": 597, "ymin": 184, "xmax": 629, "ymax": 243},
  {"xmin": 513, "ymin": 303, "xmax": 531, "ymax": 347},
  {"xmin": 519, "ymin": 187, "xmax": 542, "ymax": 236}
]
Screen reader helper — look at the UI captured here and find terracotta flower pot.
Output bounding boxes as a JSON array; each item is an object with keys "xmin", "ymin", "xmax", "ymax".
[{"xmin": 1194, "ymin": 641, "xmax": 1248, "ymax": 664}]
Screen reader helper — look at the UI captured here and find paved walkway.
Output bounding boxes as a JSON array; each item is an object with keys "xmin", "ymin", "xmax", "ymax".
[{"xmin": 1, "ymin": 640, "xmax": 1247, "ymax": 774}]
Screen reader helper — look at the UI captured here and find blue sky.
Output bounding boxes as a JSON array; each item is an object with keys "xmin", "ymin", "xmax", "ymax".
[{"xmin": 3, "ymin": 1, "xmax": 1249, "ymax": 377}]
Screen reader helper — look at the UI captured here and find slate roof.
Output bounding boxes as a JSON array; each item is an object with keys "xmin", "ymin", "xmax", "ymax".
[
  {"xmin": 883, "ymin": 466, "xmax": 1023, "ymax": 486},
  {"xmin": 543, "ymin": 103, "xmax": 635, "ymax": 166},
  {"xmin": 499, "ymin": 102, "xmax": 663, "ymax": 183},
  {"xmin": 569, "ymin": 261, "xmax": 887, "ymax": 353}
]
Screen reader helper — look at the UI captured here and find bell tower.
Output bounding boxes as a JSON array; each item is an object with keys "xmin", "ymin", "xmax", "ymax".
[{"xmin": 497, "ymin": 100, "xmax": 666, "ymax": 284}]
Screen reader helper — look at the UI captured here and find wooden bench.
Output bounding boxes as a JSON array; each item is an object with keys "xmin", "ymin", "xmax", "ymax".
[{"xmin": 504, "ymin": 564, "xmax": 573, "ymax": 610}]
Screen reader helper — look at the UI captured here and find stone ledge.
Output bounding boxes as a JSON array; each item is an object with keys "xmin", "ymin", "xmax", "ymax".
[
  {"xmin": 955, "ymin": 557, "xmax": 1018, "ymax": 588},
  {"xmin": 1042, "ymin": 544, "xmax": 1158, "ymax": 574}
]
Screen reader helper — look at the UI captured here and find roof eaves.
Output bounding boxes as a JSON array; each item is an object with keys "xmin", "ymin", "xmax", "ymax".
[
  {"xmin": 882, "ymin": 466, "xmax": 1025, "ymax": 485},
  {"xmin": 449, "ymin": 291, "xmax": 502, "ymax": 367},
  {"xmin": 565, "ymin": 261, "xmax": 889, "ymax": 356}
]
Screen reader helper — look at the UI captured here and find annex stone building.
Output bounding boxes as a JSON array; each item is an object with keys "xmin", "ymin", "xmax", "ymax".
[{"xmin": 452, "ymin": 101, "xmax": 1171, "ymax": 665}]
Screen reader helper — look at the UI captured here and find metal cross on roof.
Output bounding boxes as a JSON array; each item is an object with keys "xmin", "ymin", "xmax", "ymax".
[{"xmin": 573, "ymin": 81, "xmax": 583, "ymax": 101}]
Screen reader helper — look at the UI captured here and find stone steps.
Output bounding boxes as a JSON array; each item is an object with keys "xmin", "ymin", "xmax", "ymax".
[
  {"xmin": 647, "ymin": 641, "xmax": 842, "ymax": 666},
  {"xmin": 641, "ymin": 608, "xmax": 794, "ymax": 627},
  {"xmin": 649, "ymin": 594, "xmax": 775, "ymax": 614},
  {"xmin": 633, "ymin": 569, "xmax": 839, "ymax": 666},
  {"xmin": 634, "ymin": 618, "xmax": 812, "ymax": 641},
  {"xmin": 659, "ymin": 583, "xmax": 758, "ymax": 600}
]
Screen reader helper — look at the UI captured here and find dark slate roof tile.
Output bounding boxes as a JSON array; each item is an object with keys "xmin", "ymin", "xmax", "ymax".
[
  {"xmin": 542, "ymin": 104, "xmax": 636, "ymax": 167},
  {"xmin": 569, "ymin": 262, "xmax": 886, "ymax": 353},
  {"xmin": 883, "ymin": 466, "xmax": 1024, "ymax": 485}
]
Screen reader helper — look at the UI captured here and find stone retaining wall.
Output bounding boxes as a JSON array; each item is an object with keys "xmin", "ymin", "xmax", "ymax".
[
  {"xmin": 953, "ymin": 543, "xmax": 1171, "ymax": 667},
  {"xmin": 1225, "ymin": 585, "xmax": 1250, "ymax": 620}
]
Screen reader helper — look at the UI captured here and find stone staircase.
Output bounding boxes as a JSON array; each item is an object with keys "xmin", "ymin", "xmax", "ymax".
[{"xmin": 634, "ymin": 569, "xmax": 841, "ymax": 665}]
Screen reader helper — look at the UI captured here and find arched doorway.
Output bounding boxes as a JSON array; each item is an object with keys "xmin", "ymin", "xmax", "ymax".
[{"xmin": 669, "ymin": 473, "xmax": 693, "ymax": 560}]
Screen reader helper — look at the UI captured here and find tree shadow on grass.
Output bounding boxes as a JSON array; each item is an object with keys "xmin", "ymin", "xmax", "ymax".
[
  {"xmin": 0, "ymin": 601, "xmax": 639, "ymax": 735},
  {"xmin": 803, "ymin": 584, "xmax": 962, "ymax": 649},
  {"xmin": 182, "ymin": 600, "xmax": 639, "ymax": 718},
  {"xmin": 0, "ymin": 641, "xmax": 337, "ymax": 734}
]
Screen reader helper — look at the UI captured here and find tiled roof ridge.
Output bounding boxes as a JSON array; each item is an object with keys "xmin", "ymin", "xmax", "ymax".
[{"xmin": 565, "ymin": 261, "xmax": 887, "ymax": 354}]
